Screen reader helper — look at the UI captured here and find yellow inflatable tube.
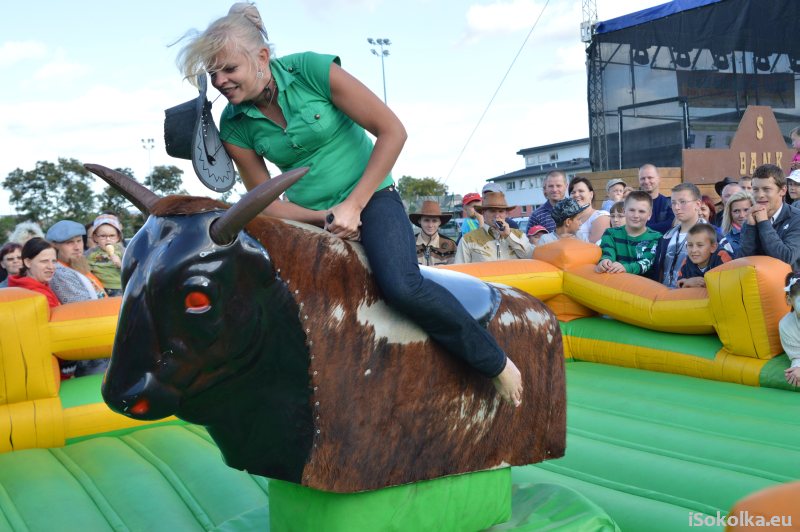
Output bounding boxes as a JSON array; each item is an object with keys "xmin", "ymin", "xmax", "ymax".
[
  {"xmin": 0, "ymin": 289, "xmax": 171, "ymax": 453},
  {"xmin": 447, "ymin": 239, "xmax": 791, "ymax": 387}
]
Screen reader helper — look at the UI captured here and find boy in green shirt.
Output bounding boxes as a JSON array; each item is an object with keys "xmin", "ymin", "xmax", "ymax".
[{"xmin": 596, "ymin": 191, "xmax": 662, "ymax": 275}]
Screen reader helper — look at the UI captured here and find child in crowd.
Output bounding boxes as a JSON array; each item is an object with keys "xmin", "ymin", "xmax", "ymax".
[
  {"xmin": 536, "ymin": 198, "xmax": 588, "ymax": 246},
  {"xmin": 595, "ymin": 191, "xmax": 662, "ymax": 275},
  {"xmin": 527, "ymin": 225, "xmax": 548, "ymax": 246},
  {"xmin": 676, "ymin": 224, "xmax": 732, "ymax": 288},
  {"xmin": 85, "ymin": 214, "xmax": 125, "ymax": 296},
  {"xmin": 609, "ymin": 201, "xmax": 625, "ymax": 228},
  {"xmin": 790, "ymin": 126, "xmax": 800, "ymax": 171},
  {"xmin": 739, "ymin": 175, "xmax": 752, "ymax": 193},
  {"xmin": 601, "ymin": 179, "xmax": 626, "ymax": 211},
  {"xmin": 780, "ymin": 272, "xmax": 800, "ymax": 387}
]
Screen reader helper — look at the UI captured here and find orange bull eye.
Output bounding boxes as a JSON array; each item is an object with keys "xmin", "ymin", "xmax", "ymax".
[{"xmin": 185, "ymin": 291, "xmax": 211, "ymax": 314}]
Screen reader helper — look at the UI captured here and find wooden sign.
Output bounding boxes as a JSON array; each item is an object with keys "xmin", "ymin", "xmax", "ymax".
[{"xmin": 682, "ymin": 106, "xmax": 794, "ymax": 187}]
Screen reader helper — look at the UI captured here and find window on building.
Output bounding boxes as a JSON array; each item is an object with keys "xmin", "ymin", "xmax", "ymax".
[
  {"xmin": 506, "ymin": 182, "xmax": 515, "ymax": 191},
  {"xmin": 549, "ymin": 152, "xmax": 559, "ymax": 161},
  {"xmin": 705, "ymin": 135, "xmax": 714, "ymax": 148},
  {"xmin": 521, "ymin": 205, "xmax": 528, "ymax": 213},
  {"xmin": 519, "ymin": 180, "xmax": 525, "ymax": 189}
]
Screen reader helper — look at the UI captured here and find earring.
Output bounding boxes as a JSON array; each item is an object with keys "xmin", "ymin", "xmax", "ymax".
[{"xmin": 257, "ymin": 70, "xmax": 264, "ymax": 80}]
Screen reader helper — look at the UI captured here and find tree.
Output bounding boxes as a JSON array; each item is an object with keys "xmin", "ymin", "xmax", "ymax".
[
  {"xmin": 396, "ymin": 176, "xmax": 448, "ymax": 203},
  {"xmin": 144, "ymin": 165, "xmax": 186, "ymax": 196},
  {"xmin": 95, "ymin": 168, "xmax": 145, "ymax": 238},
  {"xmin": 3, "ymin": 158, "xmax": 97, "ymax": 228}
]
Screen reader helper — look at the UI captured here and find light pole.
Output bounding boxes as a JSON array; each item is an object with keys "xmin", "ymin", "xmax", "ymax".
[
  {"xmin": 141, "ymin": 138, "xmax": 155, "ymax": 176},
  {"xmin": 367, "ymin": 37, "xmax": 391, "ymax": 104}
]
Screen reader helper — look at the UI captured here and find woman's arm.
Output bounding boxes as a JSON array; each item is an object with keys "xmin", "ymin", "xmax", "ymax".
[
  {"xmin": 589, "ymin": 212, "xmax": 611, "ymax": 243},
  {"xmin": 224, "ymin": 141, "xmax": 327, "ymax": 226},
  {"xmin": 326, "ymin": 62, "xmax": 408, "ymax": 239}
]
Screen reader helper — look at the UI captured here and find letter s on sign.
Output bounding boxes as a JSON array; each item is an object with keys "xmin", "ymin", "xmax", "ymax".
[{"xmin": 756, "ymin": 116, "xmax": 764, "ymax": 140}]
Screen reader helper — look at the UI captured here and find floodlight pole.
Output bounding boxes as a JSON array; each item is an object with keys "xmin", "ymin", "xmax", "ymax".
[
  {"xmin": 367, "ymin": 37, "xmax": 391, "ymax": 104},
  {"xmin": 141, "ymin": 138, "xmax": 155, "ymax": 175}
]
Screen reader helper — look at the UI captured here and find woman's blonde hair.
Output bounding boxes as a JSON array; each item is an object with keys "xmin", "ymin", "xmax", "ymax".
[
  {"xmin": 721, "ymin": 190, "xmax": 754, "ymax": 234},
  {"xmin": 176, "ymin": 2, "xmax": 275, "ymax": 87}
]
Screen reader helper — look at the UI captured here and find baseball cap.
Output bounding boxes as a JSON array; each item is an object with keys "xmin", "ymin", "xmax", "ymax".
[
  {"xmin": 527, "ymin": 225, "xmax": 548, "ymax": 236},
  {"xmin": 606, "ymin": 178, "xmax": 626, "ymax": 192},
  {"xmin": 787, "ymin": 170, "xmax": 800, "ymax": 183},
  {"xmin": 462, "ymin": 193, "xmax": 481, "ymax": 206}
]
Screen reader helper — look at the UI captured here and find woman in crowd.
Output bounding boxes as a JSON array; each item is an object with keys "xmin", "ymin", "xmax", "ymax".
[
  {"xmin": 700, "ymin": 195, "xmax": 717, "ymax": 226},
  {"xmin": 176, "ymin": 3, "xmax": 522, "ymax": 406},
  {"xmin": 0, "ymin": 242, "xmax": 23, "ymax": 287},
  {"xmin": 720, "ymin": 190, "xmax": 754, "ymax": 258},
  {"xmin": 7, "ymin": 238, "xmax": 59, "ymax": 308},
  {"xmin": 410, "ymin": 201, "xmax": 456, "ymax": 266},
  {"xmin": 568, "ymin": 176, "xmax": 610, "ymax": 244}
]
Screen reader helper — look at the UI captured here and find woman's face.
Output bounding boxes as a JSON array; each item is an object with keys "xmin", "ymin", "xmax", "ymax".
[
  {"xmin": 570, "ymin": 182, "xmax": 593, "ymax": 207},
  {"xmin": 699, "ymin": 203, "xmax": 711, "ymax": 220},
  {"xmin": 1, "ymin": 249, "xmax": 22, "ymax": 276},
  {"xmin": 24, "ymin": 248, "xmax": 57, "ymax": 284},
  {"xmin": 419, "ymin": 216, "xmax": 442, "ymax": 237},
  {"xmin": 788, "ymin": 180, "xmax": 800, "ymax": 200},
  {"xmin": 730, "ymin": 200, "xmax": 751, "ymax": 226},
  {"xmin": 209, "ymin": 47, "xmax": 268, "ymax": 105}
]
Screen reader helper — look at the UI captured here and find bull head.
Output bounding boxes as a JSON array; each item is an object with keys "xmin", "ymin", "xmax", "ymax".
[{"xmin": 86, "ymin": 164, "xmax": 308, "ymax": 421}]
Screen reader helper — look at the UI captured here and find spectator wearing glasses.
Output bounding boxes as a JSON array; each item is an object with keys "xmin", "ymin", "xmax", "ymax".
[
  {"xmin": 650, "ymin": 183, "xmax": 705, "ymax": 288},
  {"xmin": 0, "ymin": 242, "xmax": 23, "ymax": 287},
  {"xmin": 85, "ymin": 214, "xmax": 125, "ymax": 296},
  {"xmin": 608, "ymin": 201, "xmax": 625, "ymax": 228}
]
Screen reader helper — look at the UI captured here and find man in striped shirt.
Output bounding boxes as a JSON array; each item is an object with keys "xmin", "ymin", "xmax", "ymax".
[{"xmin": 595, "ymin": 191, "xmax": 662, "ymax": 275}]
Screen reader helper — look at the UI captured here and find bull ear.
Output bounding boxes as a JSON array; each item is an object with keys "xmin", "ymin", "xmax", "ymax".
[
  {"xmin": 210, "ymin": 167, "xmax": 309, "ymax": 245},
  {"xmin": 85, "ymin": 164, "xmax": 161, "ymax": 214}
]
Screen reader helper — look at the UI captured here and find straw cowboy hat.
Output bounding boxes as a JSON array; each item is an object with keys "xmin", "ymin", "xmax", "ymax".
[
  {"xmin": 474, "ymin": 191, "xmax": 516, "ymax": 212},
  {"xmin": 409, "ymin": 200, "xmax": 453, "ymax": 227}
]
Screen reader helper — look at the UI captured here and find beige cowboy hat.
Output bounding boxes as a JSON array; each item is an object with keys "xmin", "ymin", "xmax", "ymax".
[
  {"xmin": 409, "ymin": 200, "xmax": 453, "ymax": 227},
  {"xmin": 474, "ymin": 191, "xmax": 516, "ymax": 212}
]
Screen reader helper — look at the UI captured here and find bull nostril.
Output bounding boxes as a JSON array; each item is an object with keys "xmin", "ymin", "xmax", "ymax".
[{"xmin": 130, "ymin": 399, "xmax": 150, "ymax": 415}]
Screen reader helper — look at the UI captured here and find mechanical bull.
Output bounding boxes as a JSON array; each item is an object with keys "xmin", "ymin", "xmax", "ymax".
[{"xmin": 87, "ymin": 163, "xmax": 565, "ymax": 493}]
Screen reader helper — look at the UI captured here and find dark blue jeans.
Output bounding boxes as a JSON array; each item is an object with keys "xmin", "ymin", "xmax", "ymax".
[{"xmin": 359, "ymin": 187, "xmax": 506, "ymax": 377}]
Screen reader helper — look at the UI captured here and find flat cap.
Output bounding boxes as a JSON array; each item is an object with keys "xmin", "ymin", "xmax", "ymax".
[{"xmin": 45, "ymin": 220, "xmax": 86, "ymax": 243}]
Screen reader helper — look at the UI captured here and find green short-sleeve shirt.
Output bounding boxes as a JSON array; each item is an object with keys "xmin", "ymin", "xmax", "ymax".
[{"xmin": 219, "ymin": 52, "xmax": 393, "ymax": 211}]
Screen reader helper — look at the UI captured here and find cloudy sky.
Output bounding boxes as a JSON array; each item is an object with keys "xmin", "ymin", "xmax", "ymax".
[{"xmin": 0, "ymin": 0, "xmax": 663, "ymax": 214}]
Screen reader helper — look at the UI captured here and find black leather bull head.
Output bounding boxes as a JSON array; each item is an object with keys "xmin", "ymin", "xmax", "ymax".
[{"xmin": 86, "ymin": 164, "xmax": 314, "ymax": 481}]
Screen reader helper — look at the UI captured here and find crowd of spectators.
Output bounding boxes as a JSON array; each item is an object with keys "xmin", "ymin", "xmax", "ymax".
[
  {"xmin": 423, "ymin": 163, "xmax": 800, "ymax": 285},
  {"xmin": 0, "ymin": 213, "xmax": 126, "ymax": 380}
]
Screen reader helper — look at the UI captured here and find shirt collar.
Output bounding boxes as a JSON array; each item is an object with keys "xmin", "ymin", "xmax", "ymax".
[
  {"xmin": 771, "ymin": 204, "xmax": 784, "ymax": 224},
  {"xmin": 225, "ymin": 57, "xmax": 297, "ymax": 119},
  {"xmin": 416, "ymin": 233, "xmax": 441, "ymax": 247}
]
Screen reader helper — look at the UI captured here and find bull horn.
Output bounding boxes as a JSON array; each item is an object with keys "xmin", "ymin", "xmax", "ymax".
[
  {"xmin": 209, "ymin": 166, "xmax": 309, "ymax": 245},
  {"xmin": 85, "ymin": 164, "xmax": 161, "ymax": 214}
]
